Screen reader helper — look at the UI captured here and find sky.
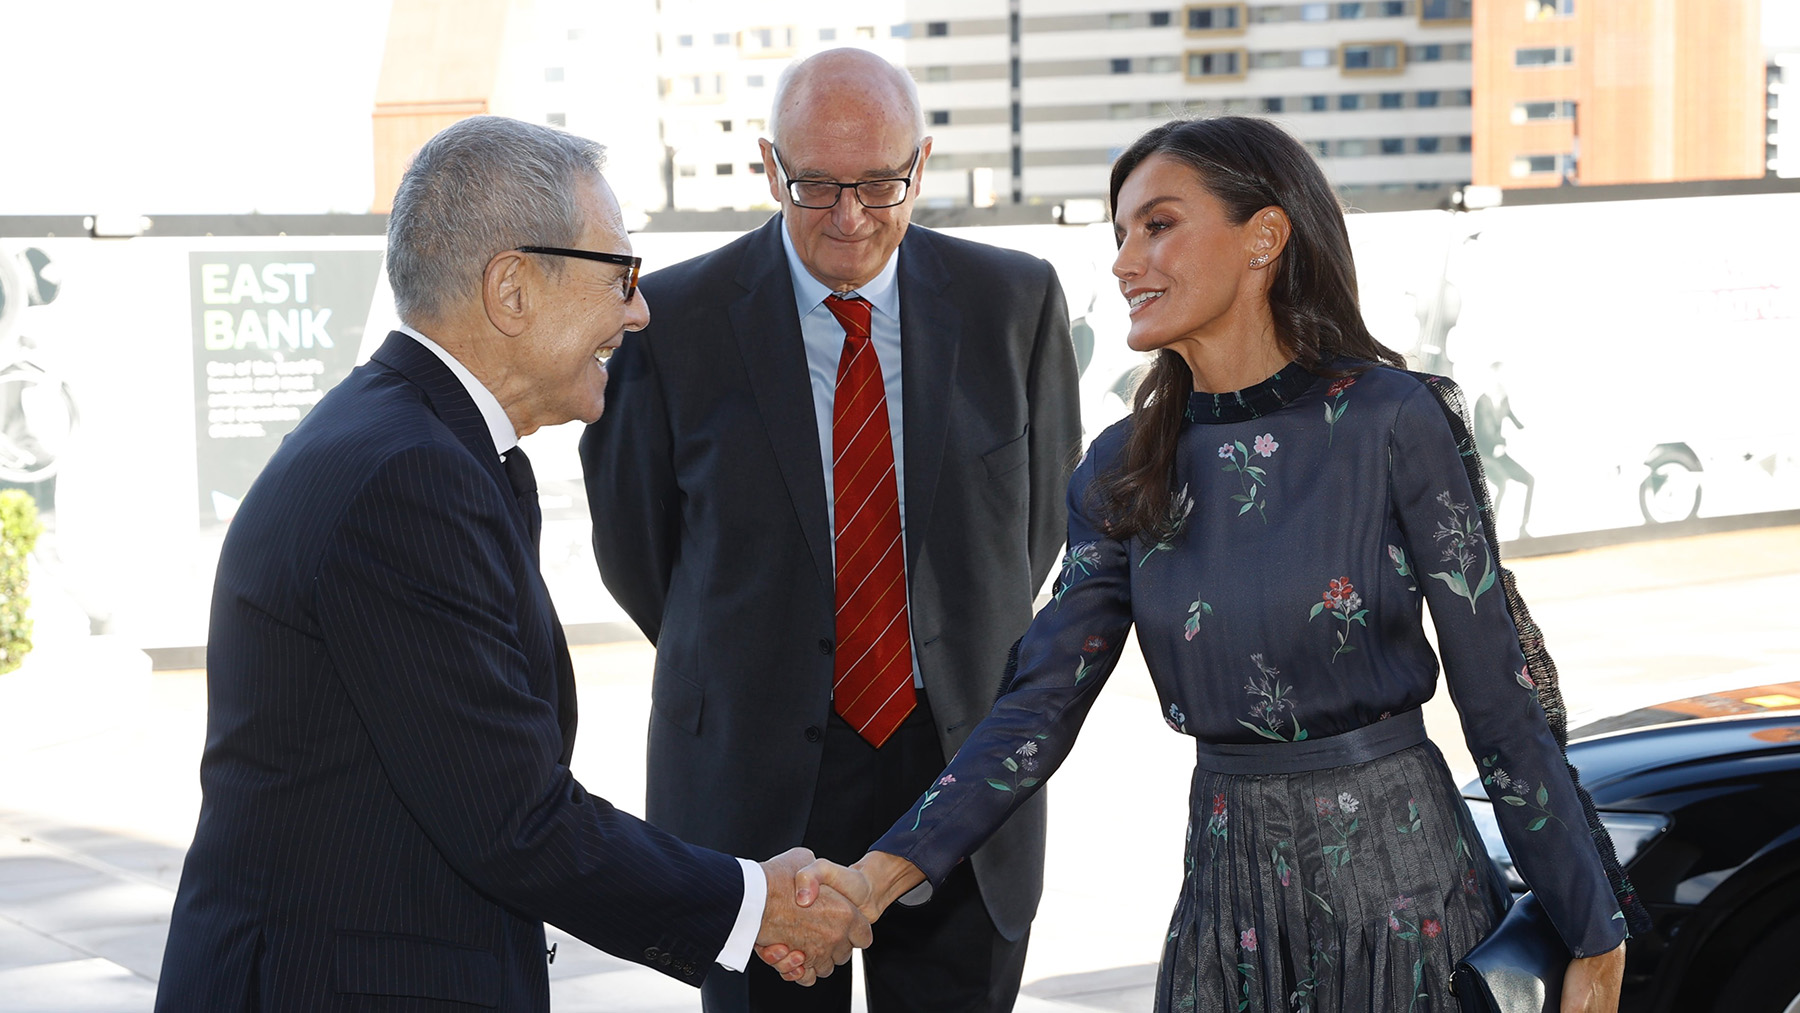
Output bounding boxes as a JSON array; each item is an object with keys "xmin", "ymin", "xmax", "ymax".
[{"xmin": 3, "ymin": 0, "xmax": 1795, "ymax": 216}]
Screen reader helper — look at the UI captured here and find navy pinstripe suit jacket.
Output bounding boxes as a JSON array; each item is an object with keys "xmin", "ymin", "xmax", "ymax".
[{"xmin": 157, "ymin": 332, "xmax": 743, "ymax": 1012}]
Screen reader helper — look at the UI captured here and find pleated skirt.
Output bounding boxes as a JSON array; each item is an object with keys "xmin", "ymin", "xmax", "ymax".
[{"xmin": 1155, "ymin": 738, "xmax": 1509, "ymax": 1013}]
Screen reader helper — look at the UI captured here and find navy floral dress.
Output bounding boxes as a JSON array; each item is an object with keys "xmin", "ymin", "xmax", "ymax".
[{"xmin": 870, "ymin": 363, "xmax": 1627, "ymax": 1012}]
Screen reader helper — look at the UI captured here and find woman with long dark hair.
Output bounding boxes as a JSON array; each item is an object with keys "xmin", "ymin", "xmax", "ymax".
[{"xmin": 771, "ymin": 117, "xmax": 1637, "ymax": 1011}]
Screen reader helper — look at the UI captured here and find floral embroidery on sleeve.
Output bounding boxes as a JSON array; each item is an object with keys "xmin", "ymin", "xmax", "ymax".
[
  {"xmin": 1238, "ymin": 653, "xmax": 1307, "ymax": 741},
  {"xmin": 987, "ymin": 737, "xmax": 1046, "ymax": 793},
  {"xmin": 1481, "ymin": 754, "xmax": 1567, "ymax": 831},
  {"xmin": 1219, "ymin": 436, "xmax": 1278, "ymax": 522},
  {"xmin": 1184, "ymin": 592, "xmax": 1213, "ymax": 641},
  {"xmin": 1075, "ymin": 635, "xmax": 1109, "ymax": 683},
  {"xmin": 1307, "ymin": 577, "xmax": 1368, "ymax": 662},
  {"xmin": 1427, "ymin": 491, "xmax": 1496, "ymax": 612},
  {"xmin": 1323, "ymin": 376, "xmax": 1355, "ymax": 445},
  {"xmin": 1387, "ymin": 544, "xmax": 1416, "ymax": 591},
  {"xmin": 1053, "ymin": 541, "xmax": 1102, "ymax": 607},
  {"xmin": 910, "ymin": 774, "xmax": 954, "ymax": 830}
]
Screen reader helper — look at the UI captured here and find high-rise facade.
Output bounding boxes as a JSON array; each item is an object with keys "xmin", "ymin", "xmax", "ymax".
[{"xmin": 1471, "ymin": 0, "xmax": 1766, "ymax": 187}]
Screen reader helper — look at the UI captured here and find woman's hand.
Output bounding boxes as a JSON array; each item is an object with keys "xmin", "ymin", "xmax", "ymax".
[
  {"xmin": 1561, "ymin": 941, "xmax": 1625, "ymax": 1013},
  {"xmin": 756, "ymin": 852, "xmax": 927, "ymax": 981}
]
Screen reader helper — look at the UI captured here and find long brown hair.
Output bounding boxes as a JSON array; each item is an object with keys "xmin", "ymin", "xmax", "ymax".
[{"xmin": 1095, "ymin": 117, "xmax": 1404, "ymax": 540}]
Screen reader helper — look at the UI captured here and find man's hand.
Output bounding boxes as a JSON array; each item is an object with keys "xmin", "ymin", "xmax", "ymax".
[
  {"xmin": 754, "ymin": 848, "xmax": 872, "ymax": 986},
  {"xmin": 759, "ymin": 852, "xmax": 926, "ymax": 982},
  {"xmin": 1561, "ymin": 941, "xmax": 1625, "ymax": 1013}
]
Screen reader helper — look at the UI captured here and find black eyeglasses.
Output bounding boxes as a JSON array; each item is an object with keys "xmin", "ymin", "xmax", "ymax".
[
  {"xmin": 516, "ymin": 246, "xmax": 642, "ymax": 303},
  {"xmin": 771, "ymin": 145, "xmax": 920, "ymax": 210}
]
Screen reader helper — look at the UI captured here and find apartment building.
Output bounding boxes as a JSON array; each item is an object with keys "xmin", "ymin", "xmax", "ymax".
[
  {"xmin": 638, "ymin": 0, "xmax": 1475, "ymax": 209},
  {"xmin": 1471, "ymin": 0, "xmax": 1765, "ymax": 187}
]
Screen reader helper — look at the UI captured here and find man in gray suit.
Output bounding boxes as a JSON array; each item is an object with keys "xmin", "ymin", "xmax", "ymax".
[{"xmin": 580, "ymin": 49, "xmax": 1081, "ymax": 1012}]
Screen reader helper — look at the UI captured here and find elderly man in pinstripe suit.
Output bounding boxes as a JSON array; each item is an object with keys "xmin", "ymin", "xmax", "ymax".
[{"xmin": 155, "ymin": 116, "xmax": 868, "ymax": 1012}]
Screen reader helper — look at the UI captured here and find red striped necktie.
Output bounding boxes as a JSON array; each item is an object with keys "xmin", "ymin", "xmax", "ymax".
[{"xmin": 824, "ymin": 295, "xmax": 915, "ymax": 748}]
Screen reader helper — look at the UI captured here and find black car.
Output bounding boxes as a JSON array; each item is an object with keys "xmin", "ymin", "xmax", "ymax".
[{"xmin": 1462, "ymin": 685, "xmax": 1800, "ymax": 1012}]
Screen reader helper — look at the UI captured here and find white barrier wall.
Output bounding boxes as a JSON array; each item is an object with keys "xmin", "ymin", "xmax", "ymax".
[{"xmin": 1, "ymin": 190, "xmax": 1794, "ymax": 650}]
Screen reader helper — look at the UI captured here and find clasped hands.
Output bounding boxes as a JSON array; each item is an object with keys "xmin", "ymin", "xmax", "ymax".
[{"xmin": 757, "ymin": 850, "xmax": 927, "ymax": 984}]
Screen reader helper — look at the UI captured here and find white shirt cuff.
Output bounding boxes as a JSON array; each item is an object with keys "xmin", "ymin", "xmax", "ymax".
[{"xmin": 715, "ymin": 857, "xmax": 766, "ymax": 972}]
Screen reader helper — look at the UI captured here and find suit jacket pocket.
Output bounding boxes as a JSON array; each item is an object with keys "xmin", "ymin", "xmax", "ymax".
[
  {"xmin": 332, "ymin": 931, "xmax": 500, "ymax": 1007},
  {"xmin": 981, "ymin": 429, "xmax": 1031, "ymax": 480},
  {"xmin": 651, "ymin": 667, "xmax": 704, "ymax": 735}
]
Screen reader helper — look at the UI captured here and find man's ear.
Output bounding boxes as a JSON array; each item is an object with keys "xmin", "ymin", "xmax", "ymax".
[
  {"xmin": 482, "ymin": 250, "xmax": 530, "ymax": 338},
  {"xmin": 760, "ymin": 138, "xmax": 784, "ymax": 206}
]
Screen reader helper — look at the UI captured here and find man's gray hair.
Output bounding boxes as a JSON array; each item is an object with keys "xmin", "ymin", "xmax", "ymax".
[
  {"xmin": 767, "ymin": 50, "xmax": 925, "ymax": 150},
  {"xmin": 387, "ymin": 115, "xmax": 604, "ymax": 324}
]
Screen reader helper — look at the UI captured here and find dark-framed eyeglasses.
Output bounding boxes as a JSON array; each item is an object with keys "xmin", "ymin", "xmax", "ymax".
[
  {"xmin": 515, "ymin": 246, "xmax": 642, "ymax": 303},
  {"xmin": 771, "ymin": 145, "xmax": 921, "ymax": 210}
]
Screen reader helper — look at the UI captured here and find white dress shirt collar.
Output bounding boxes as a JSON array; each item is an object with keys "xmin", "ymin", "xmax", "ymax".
[{"xmin": 396, "ymin": 324, "xmax": 519, "ymax": 457}]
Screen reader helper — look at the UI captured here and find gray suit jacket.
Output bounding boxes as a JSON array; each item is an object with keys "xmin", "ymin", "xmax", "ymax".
[{"xmin": 580, "ymin": 217, "xmax": 1081, "ymax": 938}]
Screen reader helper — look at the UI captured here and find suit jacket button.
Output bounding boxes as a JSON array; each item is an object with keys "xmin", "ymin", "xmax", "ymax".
[
  {"xmin": 804, "ymin": 725, "xmax": 823, "ymax": 743},
  {"xmin": 659, "ymin": 953, "xmax": 673, "ymax": 966},
  {"xmin": 818, "ymin": 638, "xmax": 833, "ymax": 655},
  {"xmin": 645, "ymin": 946, "xmax": 661, "ymax": 960}
]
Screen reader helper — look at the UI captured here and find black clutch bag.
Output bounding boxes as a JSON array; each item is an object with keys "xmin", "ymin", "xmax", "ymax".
[{"xmin": 1452, "ymin": 893, "xmax": 1566, "ymax": 1013}]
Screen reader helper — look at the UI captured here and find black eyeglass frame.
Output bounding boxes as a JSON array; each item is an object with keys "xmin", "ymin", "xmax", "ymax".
[
  {"xmin": 770, "ymin": 145, "xmax": 922, "ymax": 210},
  {"xmin": 515, "ymin": 246, "xmax": 642, "ymax": 303}
]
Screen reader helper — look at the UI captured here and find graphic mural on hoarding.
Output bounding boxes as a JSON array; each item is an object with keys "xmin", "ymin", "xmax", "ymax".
[{"xmin": 189, "ymin": 251, "xmax": 381, "ymax": 524}]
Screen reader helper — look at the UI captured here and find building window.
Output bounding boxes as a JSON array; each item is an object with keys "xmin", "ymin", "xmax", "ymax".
[
  {"xmin": 891, "ymin": 23, "xmax": 912, "ymax": 37},
  {"xmin": 1381, "ymin": 0, "xmax": 1406, "ymax": 13},
  {"xmin": 747, "ymin": 74, "xmax": 765, "ymax": 87},
  {"xmin": 925, "ymin": 65, "xmax": 951, "ymax": 83},
  {"xmin": 1308, "ymin": 94, "xmax": 1329, "ymax": 111},
  {"xmin": 1453, "ymin": 88, "xmax": 1473, "ymax": 105},
  {"xmin": 820, "ymin": 27, "xmax": 837, "ymax": 40},
  {"xmin": 747, "ymin": 118, "xmax": 767, "ymax": 131},
  {"xmin": 1515, "ymin": 46, "xmax": 1575, "ymax": 67},
  {"xmin": 1456, "ymin": 135, "xmax": 1473, "ymax": 152},
  {"xmin": 1513, "ymin": 100, "xmax": 1578, "ymax": 122},
  {"xmin": 1511, "ymin": 153, "xmax": 1574, "ymax": 177},
  {"xmin": 1340, "ymin": 93, "xmax": 1362, "ymax": 110},
  {"xmin": 1380, "ymin": 137, "xmax": 1405, "ymax": 154},
  {"xmin": 1380, "ymin": 91, "xmax": 1403, "ymax": 108},
  {"xmin": 1186, "ymin": 3, "xmax": 1246, "ymax": 32},
  {"xmin": 1417, "ymin": 136, "xmax": 1441, "ymax": 153},
  {"xmin": 1339, "ymin": 139, "xmax": 1369, "ymax": 156},
  {"xmin": 713, "ymin": 32, "xmax": 731, "ymax": 45},
  {"xmin": 1109, "ymin": 102, "xmax": 1136, "ymax": 118},
  {"xmin": 1186, "ymin": 48, "xmax": 1246, "ymax": 79},
  {"xmin": 677, "ymin": 34, "xmax": 693, "ymax": 46},
  {"xmin": 1109, "ymin": 12, "xmax": 1131, "ymax": 28},
  {"xmin": 927, "ymin": 20, "xmax": 949, "ymax": 36},
  {"xmin": 1263, "ymin": 96, "xmax": 1284, "ymax": 112},
  {"xmin": 748, "ymin": 162, "xmax": 764, "ymax": 174},
  {"xmin": 856, "ymin": 25, "xmax": 875, "ymax": 38},
  {"xmin": 1150, "ymin": 10, "xmax": 1173, "ymax": 26},
  {"xmin": 1527, "ymin": 0, "xmax": 1575, "ymax": 17},
  {"xmin": 546, "ymin": 112, "xmax": 566, "ymax": 126},
  {"xmin": 1309, "ymin": 139, "xmax": 1330, "ymax": 158},
  {"xmin": 678, "ymin": 165, "xmax": 696, "ymax": 177},
  {"xmin": 1300, "ymin": 47, "xmax": 1333, "ymax": 68},
  {"xmin": 718, "ymin": 119, "xmax": 733, "ymax": 132},
  {"xmin": 1419, "ymin": 0, "xmax": 1472, "ymax": 22},
  {"xmin": 1147, "ymin": 54, "xmax": 1179, "ymax": 72},
  {"xmin": 1416, "ymin": 43, "xmax": 1442, "ymax": 61},
  {"xmin": 716, "ymin": 163, "xmax": 735, "ymax": 176},
  {"xmin": 1301, "ymin": 3, "xmax": 1329, "ymax": 20},
  {"xmin": 930, "ymin": 110, "xmax": 951, "ymax": 125},
  {"xmin": 1416, "ymin": 89, "xmax": 1440, "ymax": 106},
  {"xmin": 743, "ymin": 27, "xmax": 797, "ymax": 56},
  {"xmin": 1342, "ymin": 41, "xmax": 1403, "ymax": 73},
  {"xmin": 1111, "ymin": 58, "xmax": 1133, "ymax": 73},
  {"xmin": 1338, "ymin": 2, "xmax": 1364, "ymax": 17}
]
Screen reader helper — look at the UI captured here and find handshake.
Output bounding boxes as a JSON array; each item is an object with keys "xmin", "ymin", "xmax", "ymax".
[{"xmin": 753, "ymin": 848, "xmax": 927, "ymax": 985}]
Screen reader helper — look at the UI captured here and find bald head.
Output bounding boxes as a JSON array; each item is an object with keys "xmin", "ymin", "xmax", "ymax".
[{"xmin": 768, "ymin": 48, "xmax": 925, "ymax": 150}]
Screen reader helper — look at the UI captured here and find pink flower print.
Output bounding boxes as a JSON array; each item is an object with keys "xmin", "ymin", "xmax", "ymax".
[
  {"xmin": 1462, "ymin": 868, "xmax": 1480, "ymax": 895},
  {"xmin": 1279, "ymin": 865, "xmax": 1291, "ymax": 887},
  {"xmin": 1253, "ymin": 433, "xmax": 1279, "ymax": 457},
  {"xmin": 1218, "ymin": 443, "xmax": 1234, "ymax": 459},
  {"xmin": 1388, "ymin": 912, "xmax": 1402, "ymax": 931},
  {"xmin": 1423, "ymin": 918, "xmax": 1442, "ymax": 939},
  {"xmin": 1082, "ymin": 635, "xmax": 1108, "ymax": 654},
  {"xmin": 1239, "ymin": 928, "xmax": 1258, "ymax": 952},
  {"xmin": 1393, "ymin": 894, "xmax": 1413, "ymax": 911},
  {"xmin": 1516, "ymin": 664, "xmax": 1535, "ymax": 691},
  {"xmin": 937, "ymin": 774, "xmax": 956, "ymax": 786},
  {"xmin": 1314, "ymin": 796, "xmax": 1336, "ymax": 817},
  {"xmin": 1211, "ymin": 793, "xmax": 1228, "ymax": 817},
  {"xmin": 1327, "ymin": 377, "xmax": 1357, "ymax": 397},
  {"xmin": 1324, "ymin": 577, "xmax": 1356, "ymax": 608}
]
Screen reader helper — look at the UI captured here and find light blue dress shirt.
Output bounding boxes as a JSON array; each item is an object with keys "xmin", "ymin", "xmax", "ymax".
[{"xmin": 779, "ymin": 221, "xmax": 923, "ymax": 689}]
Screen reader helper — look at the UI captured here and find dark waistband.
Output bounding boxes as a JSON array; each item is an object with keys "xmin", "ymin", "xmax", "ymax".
[{"xmin": 1193, "ymin": 708, "xmax": 1428, "ymax": 775}]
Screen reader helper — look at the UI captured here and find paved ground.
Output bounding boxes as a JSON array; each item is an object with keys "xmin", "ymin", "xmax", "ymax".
[{"xmin": 0, "ymin": 525, "xmax": 1795, "ymax": 1012}]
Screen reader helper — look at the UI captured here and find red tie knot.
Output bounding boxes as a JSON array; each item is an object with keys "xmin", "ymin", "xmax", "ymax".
[{"xmin": 825, "ymin": 294, "xmax": 872, "ymax": 339}]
